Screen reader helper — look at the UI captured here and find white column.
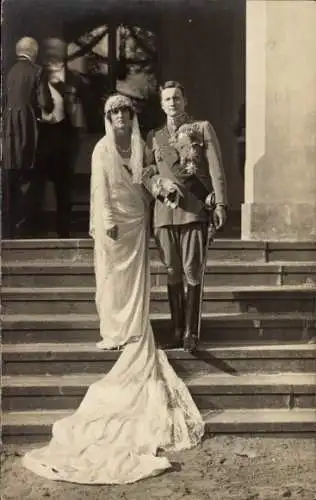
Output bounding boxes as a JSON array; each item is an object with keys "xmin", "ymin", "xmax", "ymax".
[{"xmin": 242, "ymin": 0, "xmax": 316, "ymax": 241}]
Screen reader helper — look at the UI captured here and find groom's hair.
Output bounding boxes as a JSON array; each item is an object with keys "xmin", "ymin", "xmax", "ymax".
[{"xmin": 159, "ymin": 80, "xmax": 186, "ymax": 98}]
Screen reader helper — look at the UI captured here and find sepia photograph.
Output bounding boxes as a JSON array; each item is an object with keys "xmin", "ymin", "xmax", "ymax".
[{"xmin": 1, "ymin": 0, "xmax": 316, "ymax": 498}]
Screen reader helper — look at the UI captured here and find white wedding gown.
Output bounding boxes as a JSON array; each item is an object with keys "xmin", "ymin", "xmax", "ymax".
[{"xmin": 22, "ymin": 144, "xmax": 205, "ymax": 484}]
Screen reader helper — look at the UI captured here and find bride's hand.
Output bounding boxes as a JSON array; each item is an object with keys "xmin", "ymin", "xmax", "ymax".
[{"xmin": 106, "ymin": 225, "xmax": 119, "ymax": 240}]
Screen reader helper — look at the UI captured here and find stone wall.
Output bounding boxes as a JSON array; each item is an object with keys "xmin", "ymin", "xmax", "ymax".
[{"xmin": 243, "ymin": 0, "xmax": 316, "ymax": 240}]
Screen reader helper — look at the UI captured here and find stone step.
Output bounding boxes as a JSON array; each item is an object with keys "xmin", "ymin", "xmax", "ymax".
[
  {"xmin": 4, "ymin": 212, "xmax": 242, "ymax": 240},
  {"xmin": 3, "ymin": 408, "xmax": 316, "ymax": 443},
  {"xmin": 3, "ymin": 312, "xmax": 316, "ymax": 344},
  {"xmin": 3, "ymin": 343, "xmax": 316, "ymax": 376},
  {"xmin": 3, "ymin": 239, "xmax": 316, "ymax": 263},
  {"xmin": 2, "ymin": 285, "xmax": 316, "ymax": 315},
  {"xmin": 3, "ymin": 261, "xmax": 316, "ymax": 288},
  {"xmin": 3, "ymin": 373, "xmax": 316, "ymax": 413}
]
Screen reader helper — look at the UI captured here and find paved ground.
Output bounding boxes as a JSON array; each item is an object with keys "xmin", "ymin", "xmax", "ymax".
[{"xmin": 1, "ymin": 435, "xmax": 316, "ymax": 500}]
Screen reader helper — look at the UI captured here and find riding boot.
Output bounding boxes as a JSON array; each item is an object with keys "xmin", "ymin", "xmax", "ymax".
[
  {"xmin": 183, "ymin": 284, "xmax": 202, "ymax": 352},
  {"xmin": 167, "ymin": 283, "xmax": 185, "ymax": 348}
]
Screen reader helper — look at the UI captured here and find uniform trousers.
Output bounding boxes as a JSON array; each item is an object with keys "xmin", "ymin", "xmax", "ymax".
[{"xmin": 154, "ymin": 222, "xmax": 208, "ymax": 286}]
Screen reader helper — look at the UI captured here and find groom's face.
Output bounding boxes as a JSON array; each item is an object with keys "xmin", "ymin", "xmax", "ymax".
[{"xmin": 161, "ymin": 87, "xmax": 186, "ymax": 119}]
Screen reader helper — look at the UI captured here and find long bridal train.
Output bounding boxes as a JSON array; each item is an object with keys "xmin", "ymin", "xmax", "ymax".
[
  {"xmin": 22, "ymin": 324, "xmax": 205, "ymax": 484},
  {"xmin": 22, "ymin": 135, "xmax": 205, "ymax": 485}
]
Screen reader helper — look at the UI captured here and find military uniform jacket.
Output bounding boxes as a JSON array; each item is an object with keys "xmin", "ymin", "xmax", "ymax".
[{"xmin": 145, "ymin": 119, "xmax": 227, "ymax": 228}]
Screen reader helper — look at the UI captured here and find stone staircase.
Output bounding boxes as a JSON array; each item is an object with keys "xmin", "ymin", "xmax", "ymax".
[{"xmin": 1, "ymin": 239, "xmax": 316, "ymax": 443}]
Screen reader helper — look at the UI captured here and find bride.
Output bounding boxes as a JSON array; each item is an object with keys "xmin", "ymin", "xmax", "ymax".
[{"xmin": 22, "ymin": 94, "xmax": 205, "ymax": 485}]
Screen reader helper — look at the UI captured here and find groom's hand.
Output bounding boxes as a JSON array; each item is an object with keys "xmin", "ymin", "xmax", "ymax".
[
  {"xmin": 160, "ymin": 179, "xmax": 183, "ymax": 209},
  {"xmin": 164, "ymin": 186, "xmax": 182, "ymax": 209},
  {"xmin": 106, "ymin": 225, "xmax": 118, "ymax": 240},
  {"xmin": 213, "ymin": 205, "xmax": 227, "ymax": 230}
]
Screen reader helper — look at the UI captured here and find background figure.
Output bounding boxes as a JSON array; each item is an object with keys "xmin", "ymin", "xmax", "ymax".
[
  {"xmin": 234, "ymin": 101, "xmax": 245, "ymax": 181},
  {"xmin": 35, "ymin": 37, "xmax": 87, "ymax": 238},
  {"xmin": 3, "ymin": 37, "xmax": 41, "ymax": 238}
]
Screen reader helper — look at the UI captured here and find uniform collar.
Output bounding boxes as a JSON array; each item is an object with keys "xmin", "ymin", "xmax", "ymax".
[{"xmin": 167, "ymin": 112, "xmax": 189, "ymax": 134}]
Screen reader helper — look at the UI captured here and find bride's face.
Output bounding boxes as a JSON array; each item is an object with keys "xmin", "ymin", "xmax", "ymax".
[{"xmin": 110, "ymin": 106, "xmax": 133, "ymax": 133}]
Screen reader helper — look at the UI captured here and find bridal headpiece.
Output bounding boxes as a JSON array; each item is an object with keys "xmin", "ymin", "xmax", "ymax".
[
  {"xmin": 104, "ymin": 94, "xmax": 135, "ymax": 116},
  {"xmin": 103, "ymin": 94, "xmax": 143, "ymax": 184}
]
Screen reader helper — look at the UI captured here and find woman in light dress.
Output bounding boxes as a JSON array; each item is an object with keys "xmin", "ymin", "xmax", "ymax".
[{"xmin": 22, "ymin": 95, "xmax": 204, "ymax": 485}]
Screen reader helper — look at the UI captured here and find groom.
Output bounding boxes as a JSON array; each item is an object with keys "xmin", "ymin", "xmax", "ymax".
[{"xmin": 145, "ymin": 80, "xmax": 228, "ymax": 352}]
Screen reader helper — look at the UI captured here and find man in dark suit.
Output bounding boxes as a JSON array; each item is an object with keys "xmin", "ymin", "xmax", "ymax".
[
  {"xmin": 3, "ymin": 37, "xmax": 41, "ymax": 238},
  {"xmin": 144, "ymin": 81, "xmax": 228, "ymax": 352},
  {"xmin": 35, "ymin": 37, "xmax": 87, "ymax": 238}
]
